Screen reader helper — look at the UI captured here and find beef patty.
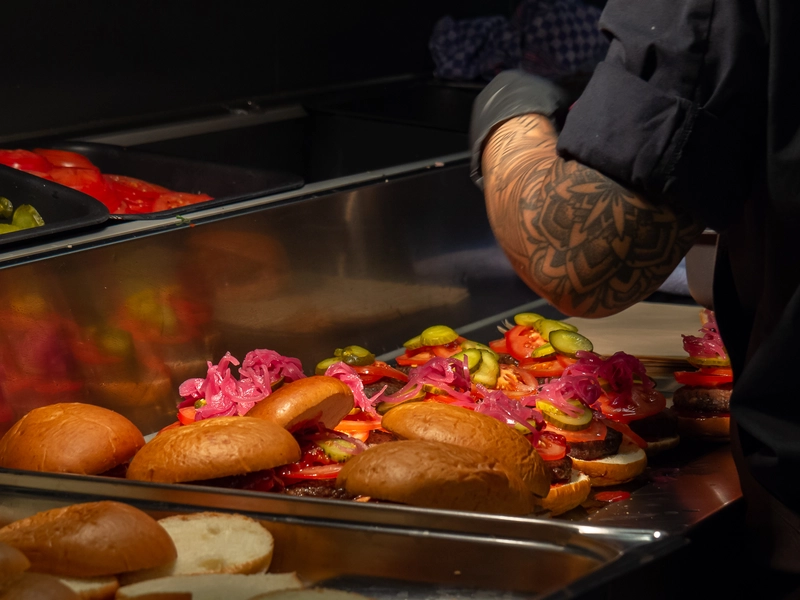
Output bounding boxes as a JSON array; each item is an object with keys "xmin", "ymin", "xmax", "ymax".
[
  {"xmin": 672, "ymin": 384, "xmax": 732, "ymax": 414},
  {"xmin": 543, "ymin": 455, "xmax": 572, "ymax": 484},
  {"xmin": 568, "ymin": 426, "xmax": 623, "ymax": 461}
]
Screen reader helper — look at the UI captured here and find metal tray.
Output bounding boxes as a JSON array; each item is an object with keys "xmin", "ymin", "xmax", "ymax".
[
  {"xmin": 40, "ymin": 141, "xmax": 304, "ymax": 220},
  {"xmin": 0, "ymin": 470, "xmax": 681, "ymax": 600},
  {"xmin": 0, "ymin": 164, "xmax": 109, "ymax": 247}
]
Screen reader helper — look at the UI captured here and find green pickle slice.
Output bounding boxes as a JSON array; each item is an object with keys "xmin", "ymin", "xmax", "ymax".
[
  {"xmin": 535, "ymin": 319, "xmax": 579, "ymax": 341},
  {"xmin": 335, "ymin": 345, "xmax": 375, "ymax": 366},
  {"xmin": 452, "ymin": 349, "xmax": 482, "ymax": 373},
  {"xmin": 315, "ymin": 357, "xmax": 340, "ymax": 375},
  {"xmin": 0, "ymin": 224, "xmax": 21, "ymax": 235},
  {"xmin": 537, "ymin": 399, "xmax": 593, "ymax": 431},
  {"xmin": 549, "ymin": 330, "xmax": 593, "ymax": 358},
  {"xmin": 472, "ymin": 349, "xmax": 499, "ymax": 387},
  {"xmin": 403, "ymin": 334, "xmax": 423, "ymax": 350},
  {"xmin": 419, "ymin": 325, "xmax": 459, "ymax": 346},
  {"xmin": 532, "ymin": 343, "xmax": 556, "ymax": 359},
  {"xmin": 461, "ymin": 339, "xmax": 493, "ymax": 351},
  {"xmin": 11, "ymin": 205, "xmax": 45, "ymax": 230},
  {"xmin": 0, "ymin": 197, "xmax": 13, "ymax": 220},
  {"xmin": 514, "ymin": 312, "xmax": 544, "ymax": 327}
]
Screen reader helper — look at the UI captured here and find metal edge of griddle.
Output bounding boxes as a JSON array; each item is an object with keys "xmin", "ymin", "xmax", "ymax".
[
  {"xmin": 0, "ymin": 467, "xmax": 666, "ymax": 559},
  {"xmin": 0, "ymin": 151, "xmax": 470, "ymax": 269}
]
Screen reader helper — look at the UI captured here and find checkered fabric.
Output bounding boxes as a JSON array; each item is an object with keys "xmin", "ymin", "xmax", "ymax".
[{"xmin": 430, "ymin": 0, "xmax": 608, "ymax": 81}]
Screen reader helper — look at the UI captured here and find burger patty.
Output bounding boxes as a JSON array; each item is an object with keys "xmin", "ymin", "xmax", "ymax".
[
  {"xmin": 568, "ymin": 426, "xmax": 622, "ymax": 461},
  {"xmin": 363, "ymin": 378, "xmax": 407, "ymax": 398},
  {"xmin": 629, "ymin": 408, "xmax": 678, "ymax": 441},
  {"xmin": 543, "ymin": 456, "xmax": 572, "ymax": 484},
  {"xmin": 672, "ymin": 384, "xmax": 732, "ymax": 414},
  {"xmin": 283, "ymin": 479, "xmax": 357, "ymax": 500},
  {"xmin": 365, "ymin": 429, "xmax": 398, "ymax": 446}
]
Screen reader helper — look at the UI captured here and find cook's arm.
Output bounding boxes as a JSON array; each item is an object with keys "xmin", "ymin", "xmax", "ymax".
[{"xmin": 481, "ymin": 113, "xmax": 704, "ymax": 318}]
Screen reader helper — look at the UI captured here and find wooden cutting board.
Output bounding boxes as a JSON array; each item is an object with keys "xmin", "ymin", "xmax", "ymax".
[{"xmin": 565, "ymin": 302, "xmax": 704, "ymax": 371}]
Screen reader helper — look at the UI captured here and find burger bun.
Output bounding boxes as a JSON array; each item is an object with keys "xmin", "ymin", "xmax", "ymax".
[
  {"xmin": 246, "ymin": 376, "xmax": 354, "ymax": 431},
  {"xmin": 0, "ymin": 403, "xmax": 145, "ymax": 475},
  {"xmin": 336, "ymin": 439, "xmax": 534, "ymax": 515},
  {"xmin": 381, "ymin": 402, "xmax": 549, "ymax": 498},
  {"xmin": 570, "ymin": 438, "xmax": 647, "ymax": 487}
]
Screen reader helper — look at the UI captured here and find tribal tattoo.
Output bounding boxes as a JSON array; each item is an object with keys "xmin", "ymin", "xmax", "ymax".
[{"xmin": 482, "ymin": 115, "xmax": 703, "ymax": 317}]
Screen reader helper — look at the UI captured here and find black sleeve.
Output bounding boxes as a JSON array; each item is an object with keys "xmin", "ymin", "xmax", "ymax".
[{"xmin": 556, "ymin": 0, "xmax": 767, "ymax": 231}]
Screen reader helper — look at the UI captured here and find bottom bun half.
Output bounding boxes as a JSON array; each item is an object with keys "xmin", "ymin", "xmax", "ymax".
[
  {"xmin": 535, "ymin": 472, "xmax": 592, "ymax": 517},
  {"xmin": 336, "ymin": 440, "xmax": 534, "ymax": 515},
  {"xmin": 570, "ymin": 439, "xmax": 647, "ymax": 487},
  {"xmin": 676, "ymin": 414, "xmax": 730, "ymax": 441}
]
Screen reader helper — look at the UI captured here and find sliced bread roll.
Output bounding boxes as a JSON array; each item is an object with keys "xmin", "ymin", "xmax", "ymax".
[
  {"xmin": 58, "ymin": 576, "xmax": 118, "ymax": 600},
  {"xmin": 0, "ymin": 502, "xmax": 177, "ymax": 578},
  {"xmin": 0, "ymin": 572, "xmax": 80, "ymax": 600},
  {"xmin": 535, "ymin": 472, "xmax": 592, "ymax": 517},
  {"xmin": 120, "ymin": 512, "xmax": 274, "ymax": 585},
  {"xmin": 570, "ymin": 439, "xmax": 647, "ymax": 487},
  {"xmin": 115, "ymin": 573, "xmax": 303, "ymax": 600},
  {"xmin": 251, "ymin": 589, "xmax": 372, "ymax": 600},
  {"xmin": 0, "ymin": 541, "xmax": 30, "ymax": 578}
]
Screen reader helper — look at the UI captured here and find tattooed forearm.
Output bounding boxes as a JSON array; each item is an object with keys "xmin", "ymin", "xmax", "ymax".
[{"xmin": 482, "ymin": 114, "xmax": 704, "ymax": 318}]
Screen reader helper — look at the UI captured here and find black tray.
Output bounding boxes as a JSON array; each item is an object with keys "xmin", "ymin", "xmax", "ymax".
[
  {"xmin": 42, "ymin": 142, "xmax": 304, "ymax": 221},
  {"xmin": 0, "ymin": 164, "xmax": 109, "ymax": 248}
]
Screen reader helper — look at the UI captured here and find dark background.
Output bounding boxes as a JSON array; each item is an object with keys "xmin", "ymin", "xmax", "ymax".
[{"xmin": 1, "ymin": 1, "xmax": 522, "ymax": 142}]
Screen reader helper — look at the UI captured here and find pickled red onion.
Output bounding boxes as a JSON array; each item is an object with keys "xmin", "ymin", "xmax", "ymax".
[
  {"xmin": 536, "ymin": 374, "xmax": 601, "ymax": 416},
  {"xmin": 475, "ymin": 386, "xmax": 543, "ymax": 440},
  {"xmin": 382, "ymin": 356, "xmax": 473, "ymax": 406},
  {"xmin": 325, "ymin": 361, "xmax": 385, "ymax": 417},
  {"xmin": 682, "ymin": 312, "xmax": 728, "ymax": 359}
]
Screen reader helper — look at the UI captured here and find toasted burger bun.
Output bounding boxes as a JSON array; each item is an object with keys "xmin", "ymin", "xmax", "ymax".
[
  {"xmin": 126, "ymin": 417, "xmax": 301, "ymax": 484},
  {"xmin": 676, "ymin": 414, "xmax": 730, "ymax": 440},
  {"xmin": 535, "ymin": 472, "xmax": 592, "ymax": 517},
  {"xmin": 0, "ymin": 501, "xmax": 177, "ymax": 578},
  {"xmin": 381, "ymin": 402, "xmax": 549, "ymax": 499},
  {"xmin": 115, "ymin": 573, "xmax": 302, "ymax": 600},
  {"xmin": 246, "ymin": 376, "xmax": 354, "ymax": 431},
  {"xmin": 645, "ymin": 435, "xmax": 681, "ymax": 455},
  {"xmin": 0, "ymin": 403, "xmax": 145, "ymax": 475},
  {"xmin": 0, "ymin": 572, "xmax": 80, "ymax": 600},
  {"xmin": 120, "ymin": 512, "xmax": 274, "ymax": 585},
  {"xmin": 570, "ymin": 439, "xmax": 647, "ymax": 487},
  {"xmin": 336, "ymin": 439, "xmax": 534, "ymax": 515}
]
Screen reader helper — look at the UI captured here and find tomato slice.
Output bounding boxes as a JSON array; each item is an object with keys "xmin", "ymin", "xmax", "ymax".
[
  {"xmin": 600, "ymin": 418, "xmax": 648, "ymax": 449},
  {"xmin": 593, "ymin": 386, "xmax": 667, "ymax": 424},
  {"xmin": 535, "ymin": 431, "xmax": 568, "ymax": 461},
  {"xmin": 352, "ymin": 361, "xmax": 408, "ymax": 385},
  {"xmin": 505, "ymin": 325, "xmax": 548, "ymax": 360},
  {"xmin": 520, "ymin": 359, "xmax": 564, "ymax": 378},
  {"xmin": 674, "ymin": 369, "xmax": 733, "ymax": 387},
  {"xmin": 547, "ymin": 419, "xmax": 608, "ymax": 443},
  {"xmin": 152, "ymin": 191, "xmax": 212, "ymax": 212},
  {"xmin": 495, "ymin": 364, "xmax": 539, "ymax": 398},
  {"xmin": 33, "ymin": 148, "xmax": 97, "ymax": 170},
  {"xmin": 50, "ymin": 167, "xmax": 121, "ymax": 213},
  {"xmin": 177, "ymin": 406, "xmax": 197, "ymax": 425},
  {"xmin": 278, "ymin": 463, "xmax": 343, "ymax": 483},
  {"xmin": 0, "ymin": 149, "xmax": 53, "ymax": 173},
  {"xmin": 489, "ymin": 338, "xmax": 509, "ymax": 354},
  {"xmin": 105, "ymin": 174, "xmax": 169, "ymax": 214}
]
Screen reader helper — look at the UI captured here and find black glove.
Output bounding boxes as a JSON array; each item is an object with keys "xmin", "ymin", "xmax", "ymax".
[{"xmin": 469, "ymin": 70, "xmax": 568, "ymax": 189}]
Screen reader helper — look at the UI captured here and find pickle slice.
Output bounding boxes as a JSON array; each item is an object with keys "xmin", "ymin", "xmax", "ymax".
[
  {"xmin": 514, "ymin": 312, "xmax": 544, "ymax": 327},
  {"xmin": 315, "ymin": 357, "xmax": 340, "ymax": 375},
  {"xmin": 537, "ymin": 399, "xmax": 593, "ymax": 431},
  {"xmin": 472, "ymin": 349, "xmax": 499, "ymax": 387},
  {"xmin": 335, "ymin": 345, "xmax": 376, "ymax": 366},
  {"xmin": 532, "ymin": 343, "xmax": 556, "ymax": 359},
  {"xmin": 0, "ymin": 197, "xmax": 13, "ymax": 220},
  {"xmin": 403, "ymin": 334, "xmax": 423, "ymax": 350},
  {"xmin": 419, "ymin": 325, "xmax": 459, "ymax": 346},
  {"xmin": 549, "ymin": 330, "xmax": 593, "ymax": 358},
  {"xmin": 452, "ymin": 349, "xmax": 482, "ymax": 373},
  {"xmin": 0, "ymin": 224, "xmax": 21, "ymax": 235},
  {"xmin": 461, "ymin": 339, "xmax": 493, "ymax": 352},
  {"xmin": 535, "ymin": 319, "xmax": 578, "ymax": 341},
  {"xmin": 687, "ymin": 356, "xmax": 730, "ymax": 368},
  {"xmin": 11, "ymin": 205, "xmax": 45, "ymax": 230},
  {"xmin": 376, "ymin": 392, "xmax": 425, "ymax": 415}
]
